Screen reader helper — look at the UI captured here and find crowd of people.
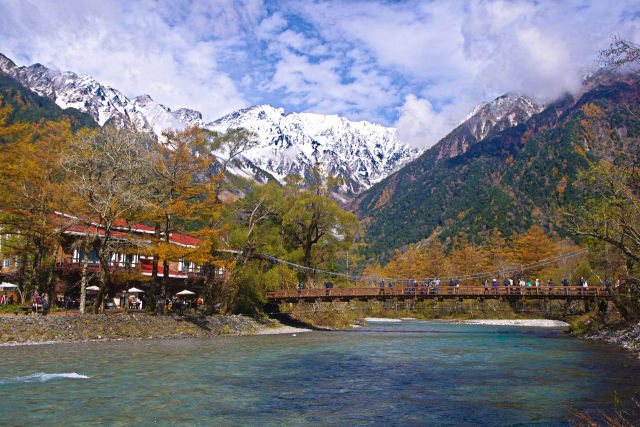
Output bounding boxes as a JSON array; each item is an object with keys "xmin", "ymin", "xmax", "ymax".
[{"xmin": 363, "ymin": 276, "xmax": 616, "ymax": 296}]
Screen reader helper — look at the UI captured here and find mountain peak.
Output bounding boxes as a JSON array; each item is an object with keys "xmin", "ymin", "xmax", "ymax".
[
  {"xmin": 0, "ymin": 53, "xmax": 16, "ymax": 71},
  {"xmin": 207, "ymin": 103, "xmax": 420, "ymax": 195},
  {"xmin": 437, "ymin": 94, "xmax": 542, "ymax": 161}
]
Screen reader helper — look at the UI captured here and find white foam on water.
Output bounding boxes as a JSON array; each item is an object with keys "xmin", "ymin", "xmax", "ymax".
[{"xmin": 0, "ymin": 372, "xmax": 89, "ymax": 384}]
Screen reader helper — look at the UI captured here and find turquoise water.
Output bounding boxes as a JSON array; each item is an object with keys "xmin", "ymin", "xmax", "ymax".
[{"xmin": 0, "ymin": 321, "xmax": 639, "ymax": 426}]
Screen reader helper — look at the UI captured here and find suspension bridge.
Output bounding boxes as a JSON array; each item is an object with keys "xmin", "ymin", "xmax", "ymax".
[
  {"xmin": 254, "ymin": 247, "xmax": 613, "ymax": 303},
  {"xmin": 265, "ymin": 284, "xmax": 610, "ymax": 303}
]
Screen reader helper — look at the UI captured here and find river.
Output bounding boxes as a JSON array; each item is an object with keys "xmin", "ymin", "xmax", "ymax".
[{"xmin": 0, "ymin": 321, "xmax": 638, "ymax": 425}]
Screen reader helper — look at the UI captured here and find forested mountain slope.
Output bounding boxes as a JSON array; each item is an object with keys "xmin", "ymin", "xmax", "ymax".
[
  {"xmin": 353, "ymin": 74, "xmax": 640, "ymax": 261},
  {"xmin": 0, "ymin": 71, "xmax": 96, "ymax": 130}
]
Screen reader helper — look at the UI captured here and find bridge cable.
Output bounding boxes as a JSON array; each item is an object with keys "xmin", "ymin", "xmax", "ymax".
[{"xmin": 216, "ymin": 247, "xmax": 589, "ymax": 283}]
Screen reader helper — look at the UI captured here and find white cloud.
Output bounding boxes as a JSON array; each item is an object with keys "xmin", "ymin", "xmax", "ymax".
[
  {"xmin": 0, "ymin": 0, "xmax": 255, "ymax": 120},
  {"xmin": 1, "ymin": 0, "xmax": 640, "ymax": 145},
  {"xmin": 395, "ymin": 95, "xmax": 469, "ymax": 149}
]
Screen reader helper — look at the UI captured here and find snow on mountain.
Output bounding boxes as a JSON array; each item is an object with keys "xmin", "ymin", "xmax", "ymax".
[
  {"xmin": 434, "ymin": 93, "xmax": 543, "ymax": 161},
  {"xmin": 0, "ymin": 53, "xmax": 204, "ymax": 133},
  {"xmin": 206, "ymin": 105, "xmax": 422, "ymax": 194},
  {"xmin": 0, "ymin": 52, "xmax": 421, "ymax": 194}
]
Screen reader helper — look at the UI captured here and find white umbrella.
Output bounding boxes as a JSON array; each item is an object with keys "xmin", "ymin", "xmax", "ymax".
[
  {"xmin": 127, "ymin": 287, "xmax": 144, "ymax": 293},
  {"xmin": 0, "ymin": 282, "xmax": 18, "ymax": 289},
  {"xmin": 176, "ymin": 289, "xmax": 195, "ymax": 296},
  {"xmin": 86, "ymin": 285, "xmax": 100, "ymax": 291}
]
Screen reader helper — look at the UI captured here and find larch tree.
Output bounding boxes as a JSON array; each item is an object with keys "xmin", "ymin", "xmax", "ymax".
[
  {"xmin": 483, "ymin": 230, "xmax": 512, "ymax": 277},
  {"xmin": 146, "ymin": 127, "xmax": 215, "ymax": 312},
  {"xmin": 0, "ymin": 104, "xmax": 73, "ymax": 302},
  {"xmin": 420, "ymin": 241, "xmax": 450, "ymax": 280},
  {"xmin": 61, "ymin": 126, "xmax": 155, "ymax": 313},
  {"xmin": 448, "ymin": 236, "xmax": 488, "ymax": 284},
  {"xmin": 510, "ymin": 226, "xmax": 557, "ymax": 278}
]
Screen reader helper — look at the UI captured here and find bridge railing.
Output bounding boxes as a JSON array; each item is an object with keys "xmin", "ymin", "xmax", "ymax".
[{"xmin": 265, "ymin": 285, "xmax": 608, "ymax": 300}]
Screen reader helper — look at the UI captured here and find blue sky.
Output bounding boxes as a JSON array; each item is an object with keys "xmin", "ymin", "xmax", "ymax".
[{"xmin": 1, "ymin": 0, "xmax": 639, "ymax": 148}]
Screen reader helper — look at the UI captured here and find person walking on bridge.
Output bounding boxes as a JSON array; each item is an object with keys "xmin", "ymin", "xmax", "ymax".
[
  {"xmin": 324, "ymin": 280, "xmax": 333, "ymax": 296},
  {"xmin": 580, "ymin": 277, "xmax": 588, "ymax": 296}
]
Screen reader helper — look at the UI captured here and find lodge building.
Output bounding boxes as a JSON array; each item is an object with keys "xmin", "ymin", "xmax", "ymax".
[{"xmin": 0, "ymin": 215, "xmax": 225, "ymax": 305}]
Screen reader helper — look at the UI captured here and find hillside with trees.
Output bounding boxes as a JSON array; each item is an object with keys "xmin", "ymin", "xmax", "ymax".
[
  {"xmin": 0, "ymin": 71, "xmax": 96, "ymax": 130},
  {"xmin": 352, "ymin": 73, "xmax": 640, "ymax": 263}
]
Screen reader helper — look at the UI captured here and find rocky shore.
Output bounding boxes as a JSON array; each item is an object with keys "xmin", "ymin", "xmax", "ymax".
[
  {"xmin": 0, "ymin": 313, "xmax": 279, "ymax": 345},
  {"xmin": 582, "ymin": 321, "xmax": 640, "ymax": 359}
]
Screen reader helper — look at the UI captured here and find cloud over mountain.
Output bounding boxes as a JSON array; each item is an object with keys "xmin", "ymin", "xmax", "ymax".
[{"xmin": 1, "ymin": 0, "xmax": 638, "ymax": 148}]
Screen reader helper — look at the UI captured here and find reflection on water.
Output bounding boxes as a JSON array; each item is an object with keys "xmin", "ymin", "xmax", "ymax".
[{"xmin": 0, "ymin": 321, "xmax": 638, "ymax": 425}]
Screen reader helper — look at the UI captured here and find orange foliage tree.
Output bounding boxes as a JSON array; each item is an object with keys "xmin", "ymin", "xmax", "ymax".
[
  {"xmin": 145, "ymin": 127, "xmax": 217, "ymax": 312},
  {"xmin": 0, "ymin": 101, "xmax": 73, "ymax": 302}
]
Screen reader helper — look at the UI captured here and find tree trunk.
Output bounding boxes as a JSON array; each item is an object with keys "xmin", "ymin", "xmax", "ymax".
[
  {"xmin": 606, "ymin": 284, "xmax": 639, "ymax": 323},
  {"xmin": 79, "ymin": 244, "xmax": 89, "ymax": 315},
  {"xmin": 92, "ymin": 255, "xmax": 111, "ymax": 314},
  {"xmin": 45, "ymin": 242, "xmax": 60, "ymax": 310},
  {"xmin": 148, "ymin": 224, "xmax": 161, "ymax": 313},
  {"xmin": 303, "ymin": 242, "xmax": 313, "ymax": 283},
  {"xmin": 16, "ymin": 252, "xmax": 28, "ymax": 304},
  {"xmin": 31, "ymin": 244, "xmax": 43, "ymax": 297},
  {"xmin": 161, "ymin": 259, "xmax": 169, "ymax": 306},
  {"xmin": 148, "ymin": 253, "xmax": 160, "ymax": 313}
]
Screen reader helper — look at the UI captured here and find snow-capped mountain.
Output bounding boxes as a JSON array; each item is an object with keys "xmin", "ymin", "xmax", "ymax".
[
  {"xmin": 434, "ymin": 93, "xmax": 542, "ymax": 161},
  {"xmin": 206, "ymin": 105, "xmax": 421, "ymax": 194},
  {"xmin": 0, "ymin": 53, "xmax": 421, "ymax": 195},
  {"xmin": 0, "ymin": 53, "xmax": 204, "ymax": 134}
]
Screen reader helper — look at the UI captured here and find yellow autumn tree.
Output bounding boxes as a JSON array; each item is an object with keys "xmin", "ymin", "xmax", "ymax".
[
  {"xmin": 145, "ymin": 127, "xmax": 217, "ymax": 312},
  {"xmin": 420, "ymin": 241, "xmax": 450, "ymax": 279},
  {"xmin": 0, "ymin": 104, "xmax": 73, "ymax": 301},
  {"xmin": 510, "ymin": 225, "xmax": 557, "ymax": 277},
  {"xmin": 483, "ymin": 229, "xmax": 513, "ymax": 275},
  {"xmin": 448, "ymin": 235, "xmax": 487, "ymax": 284}
]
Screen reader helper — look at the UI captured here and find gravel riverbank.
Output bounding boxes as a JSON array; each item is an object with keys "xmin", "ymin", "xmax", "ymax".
[
  {"xmin": 454, "ymin": 319, "xmax": 570, "ymax": 328},
  {"xmin": 0, "ymin": 314, "xmax": 278, "ymax": 345},
  {"xmin": 582, "ymin": 322, "xmax": 640, "ymax": 359}
]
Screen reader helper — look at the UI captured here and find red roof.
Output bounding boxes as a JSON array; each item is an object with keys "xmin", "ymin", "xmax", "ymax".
[
  {"xmin": 168, "ymin": 232, "xmax": 201, "ymax": 247},
  {"xmin": 60, "ymin": 214, "xmax": 201, "ymax": 247}
]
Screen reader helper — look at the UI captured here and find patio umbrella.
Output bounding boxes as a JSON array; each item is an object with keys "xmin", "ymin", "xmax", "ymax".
[
  {"xmin": 85, "ymin": 285, "xmax": 100, "ymax": 291},
  {"xmin": 0, "ymin": 283, "xmax": 19, "ymax": 304},
  {"xmin": 127, "ymin": 287, "xmax": 144, "ymax": 293},
  {"xmin": 0, "ymin": 282, "xmax": 18, "ymax": 289},
  {"xmin": 176, "ymin": 289, "xmax": 195, "ymax": 296}
]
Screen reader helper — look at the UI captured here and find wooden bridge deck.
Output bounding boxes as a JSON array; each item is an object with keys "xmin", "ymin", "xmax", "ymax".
[{"xmin": 266, "ymin": 285, "xmax": 610, "ymax": 302}]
